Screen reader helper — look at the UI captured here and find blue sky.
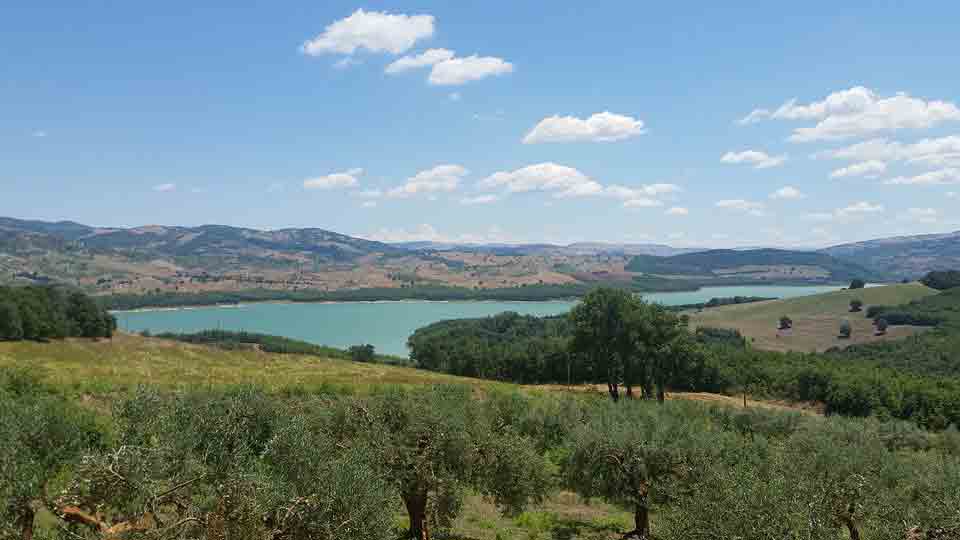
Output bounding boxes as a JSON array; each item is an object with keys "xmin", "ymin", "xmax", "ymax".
[{"xmin": 3, "ymin": 1, "xmax": 959, "ymax": 247}]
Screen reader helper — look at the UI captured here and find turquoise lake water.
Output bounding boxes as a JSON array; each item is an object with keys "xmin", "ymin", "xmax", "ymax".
[{"xmin": 116, "ymin": 285, "xmax": 843, "ymax": 356}]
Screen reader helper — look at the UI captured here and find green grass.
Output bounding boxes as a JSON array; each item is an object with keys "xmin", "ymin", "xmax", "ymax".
[
  {"xmin": 689, "ymin": 282, "xmax": 938, "ymax": 352},
  {"xmin": 0, "ymin": 333, "xmax": 498, "ymax": 396}
]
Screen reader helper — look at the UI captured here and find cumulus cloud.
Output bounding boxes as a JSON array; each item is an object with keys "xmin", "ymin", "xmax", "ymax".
[
  {"xmin": 428, "ymin": 55, "xmax": 513, "ymax": 85},
  {"xmin": 805, "ymin": 201, "xmax": 885, "ymax": 222},
  {"xmin": 715, "ymin": 199, "xmax": 766, "ymax": 216},
  {"xmin": 817, "ymin": 136, "xmax": 960, "ymax": 168},
  {"xmin": 740, "ymin": 86, "xmax": 960, "ymax": 141},
  {"xmin": 478, "ymin": 163, "xmax": 679, "ymax": 209},
  {"xmin": 385, "ymin": 49, "xmax": 514, "ymax": 86},
  {"xmin": 385, "ymin": 48, "xmax": 454, "ymax": 73},
  {"xmin": 884, "ymin": 168, "xmax": 960, "ymax": 186},
  {"xmin": 459, "ymin": 194, "xmax": 498, "ymax": 205},
  {"xmin": 720, "ymin": 150, "xmax": 787, "ymax": 169},
  {"xmin": 388, "ymin": 164, "xmax": 468, "ymax": 197},
  {"xmin": 362, "ymin": 224, "xmax": 520, "ymax": 245},
  {"xmin": 623, "ymin": 198, "xmax": 663, "ymax": 208},
  {"xmin": 665, "ymin": 206, "xmax": 689, "ymax": 216},
  {"xmin": 354, "ymin": 188, "xmax": 382, "ymax": 198},
  {"xmin": 152, "ymin": 183, "xmax": 176, "ymax": 192},
  {"xmin": 479, "ymin": 163, "xmax": 603, "ymax": 198},
  {"xmin": 898, "ymin": 207, "xmax": 939, "ymax": 224},
  {"xmin": 829, "ymin": 160, "xmax": 887, "ymax": 179},
  {"xmin": 304, "ymin": 168, "xmax": 363, "ymax": 190},
  {"xmin": 301, "ymin": 9, "xmax": 434, "ymax": 56},
  {"xmin": 835, "ymin": 201, "xmax": 885, "ymax": 218},
  {"xmin": 770, "ymin": 186, "xmax": 804, "ymax": 199},
  {"xmin": 522, "ymin": 112, "xmax": 646, "ymax": 144}
]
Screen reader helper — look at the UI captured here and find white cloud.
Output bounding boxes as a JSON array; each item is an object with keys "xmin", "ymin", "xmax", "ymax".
[
  {"xmin": 884, "ymin": 168, "xmax": 960, "ymax": 186},
  {"xmin": 716, "ymin": 199, "xmax": 766, "ymax": 216},
  {"xmin": 364, "ymin": 223, "xmax": 443, "ymax": 243},
  {"xmin": 835, "ymin": 201, "xmax": 885, "ymax": 218},
  {"xmin": 301, "ymin": 9, "xmax": 434, "ymax": 56},
  {"xmin": 720, "ymin": 150, "xmax": 787, "ymax": 169},
  {"xmin": 898, "ymin": 207, "xmax": 939, "ymax": 224},
  {"xmin": 428, "ymin": 55, "xmax": 513, "ymax": 85},
  {"xmin": 388, "ymin": 164, "xmax": 468, "ymax": 197},
  {"xmin": 805, "ymin": 201, "xmax": 885, "ymax": 222},
  {"xmin": 460, "ymin": 194, "xmax": 498, "ymax": 205},
  {"xmin": 818, "ymin": 136, "xmax": 960, "ymax": 168},
  {"xmin": 829, "ymin": 160, "xmax": 887, "ymax": 179},
  {"xmin": 354, "ymin": 188, "xmax": 382, "ymax": 198},
  {"xmin": 623, "ymin": 198, "xmax": 663, "ymax": 208},
  {"xmin": 479, "ymin": 163, "xmax": 603, "ymax": 198},
  {"xmin": 665, "ymin": 206, "xmax": 689, "ymax": 216},
  {"xmin": 741, "ymin": 86, "xmax": 960, "ymax": 141},
  {"xmin": 152, "ymin": 183, "xmax": 176, "ymax": 192},
  {"xmin": 769, "ymin": 186, "xmax": 804, "ymax": 199},
  {"xmin": 385, "ymin": 48, "xmax": 454, "ymax": 73},
  {"xmin": 522, "ymin": 112, "xmax": 646, "ymax": 144},
  {"xmin": 361, "ymin": 201, "xmax": 377, "ymax": 208},
  {"xmin": 304, "ymin": 167, "xmax": 363, "ymax": 190}
]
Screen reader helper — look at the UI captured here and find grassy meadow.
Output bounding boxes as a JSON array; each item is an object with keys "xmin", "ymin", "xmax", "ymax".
[{"xmin": 688, "ymin": 282, "xmax": 937, "ymax": 352}]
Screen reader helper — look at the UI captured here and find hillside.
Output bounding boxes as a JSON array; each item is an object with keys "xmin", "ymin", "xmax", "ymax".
[
  {"xmin": 0, "ymin": 333, "xmax": 486, "ymax": 393},
  {"xmin": 822, "ymin": 230, "xmax": 960, "ymax": 278},
  {"xmin": 688, "ymin": 282, "xmax": 937, "ymax": 352},
  {"xmin": 626, "ymin": 248, "xmax": 875, "ymax": 282}
]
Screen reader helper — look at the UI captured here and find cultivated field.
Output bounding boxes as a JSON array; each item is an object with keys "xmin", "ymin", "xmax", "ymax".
[{"xmin": 688, "ymin": 282, "xmax": 937, "ymax": 352}]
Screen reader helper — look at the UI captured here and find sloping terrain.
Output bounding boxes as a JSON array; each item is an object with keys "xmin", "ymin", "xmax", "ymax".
[
  {"xmin": 822, "ymin": 230, "xmax": 960, "ymax": 278},
  {"xmin": 626, "ymin": 248, "xmax": 875, "ymax": 282},
  {"xmin": 688, "ymin": 282, "xmax": 937, "ymax": 352}
]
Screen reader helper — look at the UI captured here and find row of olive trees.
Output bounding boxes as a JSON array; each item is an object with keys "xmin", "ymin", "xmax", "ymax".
[
  {"xmin": 1, "ymin": 372, "xmax": 551, "ymax": 540},
  {"xmin": 4, "ymin": 367, "xmax": 959, "ymax": 540}
]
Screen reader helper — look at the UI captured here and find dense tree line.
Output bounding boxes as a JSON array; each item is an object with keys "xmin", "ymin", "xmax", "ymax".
[
  {"xmin": 100, "ymin": 279, "xmax": 702, "ymax": 311},
  {"xmin": 409, "ymin": 287, "xmax": 960, "ymax": 429},
  {"xmin": 3, "ymin": 368, "xmax": 959, "ymax": 539},
  {"xmin": 0, "ymin": 286, "xmax": 115, "ymax": 341},
  {"xmin": 921, "ymin": 270, "xmax": 960, "ymax": 290}
]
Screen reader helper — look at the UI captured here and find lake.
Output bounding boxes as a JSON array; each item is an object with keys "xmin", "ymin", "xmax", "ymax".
[{"xmin": 116, "ymin": 285, "xmax": 843, "ymax": 356}]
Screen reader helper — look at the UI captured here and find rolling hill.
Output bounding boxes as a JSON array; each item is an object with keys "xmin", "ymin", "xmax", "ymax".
[
  {"xmin": 821, "ymin": 230, "xmax": 960, "ymax": 278},
  {"xmin": 626, "ymin": 248, "xmax": 876, "ymax": 282}
]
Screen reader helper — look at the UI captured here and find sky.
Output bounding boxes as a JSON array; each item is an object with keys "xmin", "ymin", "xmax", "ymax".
[{"xmin": 2, "ymin": 1, "xmax": 960, "ymax": 248}]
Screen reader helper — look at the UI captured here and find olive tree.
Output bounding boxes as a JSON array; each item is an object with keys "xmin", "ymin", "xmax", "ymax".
[
  {"xmin": 570, "ymin": 288, "xmax": 635, "ymax": 400},
  {"xmin": 563, "ymin": 400, "xmax": 715, "ymax": 538},
  {"xmin": 0, "ymin": 368, "xmax": 102, "ymax": 540},
  {"xmin": 839, "ymin": 319, "xmax": 852, "ymax": 339},
  {"xmin": 850, "ymin": 299, "xmax": 864, "ymax": 313},
  {"xmin": 875, "ymin": 318, "xmax": 889, "ymax": 335},
  {"xmin": 340, "ymin": 386, "xmax": 552, "ymax": 540}
]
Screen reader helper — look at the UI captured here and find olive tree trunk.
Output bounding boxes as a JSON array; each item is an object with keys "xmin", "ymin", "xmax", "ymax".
[
  {"xmin": 403, "ymin": 489, "xmax": 430, "ymax": 540},
  {"xmin": 17, "ymin": 506, "xmax": 35, "ymax": 540}
]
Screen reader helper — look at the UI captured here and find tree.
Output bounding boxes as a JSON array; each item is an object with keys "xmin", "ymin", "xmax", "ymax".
[
  {"xmin": 0, "ymin": 368, "xmax": 102, "ymax": 540},
  {"xmin": 778, "ymin": 315, "xmax": 793, "ymax": 330},
  {"xmin": 850, "ymin": 279, "xmax": 866, "ymax": 290},
  {"xmin": 563, "ymin": 401, "xmax": 716, "ymax": 539},
  {"xmin": 0, "ymin": 300, "xmax": 23, "ymax": 340},
  {"xmin": 342, "ymin": 386, "xmax": 550, "ymax": 540},
  {"xmin": 569, "ymin": 288, "xmax": 636, "ymax": 401},
  {"xmin": 920, "ymin": 270, "xmax": 960, "ymax": 290},
  {"xmin": 627, "ymin": 304, "xmax": 694, "ymax": 402},
  {"xmin": 850, "ymin": 299, "xmax": 864, "ymax": 313},
  {"xmin": 349, "ymin": 343, "xmax": 376, "ymax": 362},
  {"xmin": 840, "ymin": 319, "xmax": 852, "ymax": 339},
  {"xmin": 875, "ymin": 318, "xmax": 889, "ymax": 336}
]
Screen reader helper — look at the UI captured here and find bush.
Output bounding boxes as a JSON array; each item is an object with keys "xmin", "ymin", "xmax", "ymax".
[
  {"xmin": 839, "ymin": 319, "xmax": 852, "ymax": 339},
  {"xmin": 921, "ymin": 270, "xmax": 960, "ymax": 290},
  {"xmin": 850, "ymin": 279, "xmax": 866, "ymax": 289},
  {"xmin": 850, "ymin": 299, "xmax": 864, "ymax": 312}
]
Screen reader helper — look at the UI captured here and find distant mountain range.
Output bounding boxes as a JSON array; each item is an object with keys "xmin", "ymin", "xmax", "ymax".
[
  {"xmin": 821, "ymin": 231, "xmax": 960, "ymax": 278},
  {"xmin": 2, "ymin": 217, "xmax": 958, "ymax": 291},
  {"xmin": 0, "ymin": 217, "xmax": 403, "ymax": 262}
]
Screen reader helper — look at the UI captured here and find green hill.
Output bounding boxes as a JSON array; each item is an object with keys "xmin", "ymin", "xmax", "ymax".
[{"xmin": 626, "ymin": 248, "xmax": 878, "ymax": 282}]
